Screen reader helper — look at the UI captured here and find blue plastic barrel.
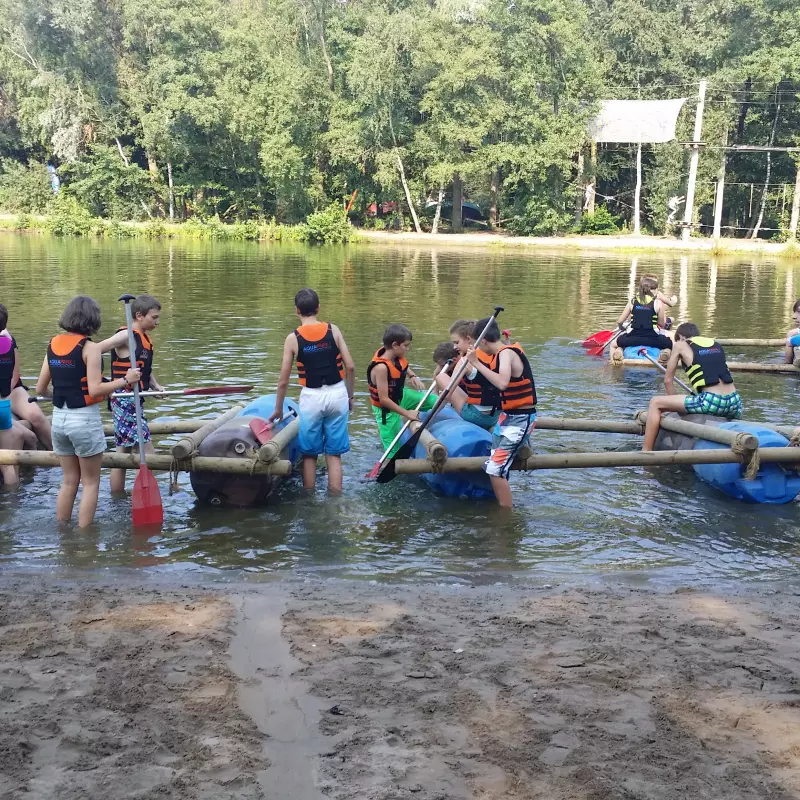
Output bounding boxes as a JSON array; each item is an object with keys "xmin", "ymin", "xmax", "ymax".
[
  {"xmin": 623, "ymin": 345, "xmax": 662, "ymax": 361},
  {"xmin": 404, "ymin": 407, "xmax": 495, "ymax": 499},
  {"xmin": 692, "ymin": 421, "xmax": 800, "ymax": 504}
]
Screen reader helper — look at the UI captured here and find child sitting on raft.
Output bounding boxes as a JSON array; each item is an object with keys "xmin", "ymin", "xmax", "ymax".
[
  {"xmin": 642, "ymin": 322, "xmax": 742, "ymax": 451},
  {"xmin": 433, "ymin": 319, "xmax": 501, "ymax": 432},
  {"xmin": 367, "ymin": 324, "xmax": 429, "ymax": 458},
  {"xmin": 432, "ymin": 342, "xmax": 457, "ymax": 378},
  {"xmin": 613, "ymin": 275, "xmax": 674, "ymax": 359},
  {"xmin": 783, "ymin": 298, "xmax": 800, "ymax": 364}
]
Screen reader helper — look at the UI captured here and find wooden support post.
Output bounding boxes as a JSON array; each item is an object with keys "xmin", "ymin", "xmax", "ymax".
[
  {"xmin": 257, "ymin": 417, "xmax": 301, "ymax": 463},
  {"xmin": 172, "ymin": 405, "xmax": 245, "ymax": 459},
  {"xmin": 682, "ymin": 79, "xmax": 707, "ymax": 242},
  {"xmin": 713, "ymin": 134, "xmax": 727, "ymax": 240},
  {"xmin": 575, "ymin": 150, "xmax": 585, "ymax": 226},
  {"xmin": 417, "ymin": 427, "xmax": 448, "ymax": 465},
  {"xmin": 790, "ymin": 157, "xmax": 800, "ymax": 241},
  {"xmin": 633, "ymin": 142, "xmax": 642, "ymax": 235},
  {"xmin": 0, "ymin": 449, "xmax": 292, "ymax": 476},
  {"xmin": 451, "ymin": 172, "xmax": 463, "ymax": 232},
  {"xmin": 587, "ymin": 141, "xmax": 597, "ymax": 215}
]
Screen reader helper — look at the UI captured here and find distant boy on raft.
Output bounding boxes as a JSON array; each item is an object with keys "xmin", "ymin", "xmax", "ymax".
[
  {"xmin": 367, "ymin": 323, "xmax": 430, "ymax": 458},
  {"xmin": 98, "ymin": 295, "xmax": 165, "ymax": 493},
  {"xmin": 433, "ymin": 319, "xmax": 501, "ymax": 431},
  {"xmin": 270, "ymin": 288, "xmax": 355, "ymax": 494},
  {"xmin": 642, "ymin": 322, "xmax": 742, "ymax": 451},
  {"xmin": 464, "ymin": 317, "xmax": 537, "ymax": 508}
]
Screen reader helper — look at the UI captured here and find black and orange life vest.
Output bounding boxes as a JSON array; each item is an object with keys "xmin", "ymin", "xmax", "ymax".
[
  {"xmin": 491, "ymin": 343, "xmax": 537, "ymax": 412},
  {"xmin": 0, "ymin": 335, "xmax": 16, "ymax": 398},
  {"xmin": 47, "ymin": 334, "xmax": 102, "ymax": 408},
  {"xmin": 295, "ymin": 322, "xmax": 344, "ymax": 388},
  {"xmin": 367, "ymin": 348, "xmax": 408, "ymax": 419},
  {"xmin": 631, "ymin": 294, "xmax": 658, "ymax": 331},
  {"xmin": 111, "ymin": 327, "xmax": 153, "ymax": 392},
  {"xmin": 685, "ymin": 337, "xmax": 733, "ymax": 391},
  {"xmin": 460, "ymin": 349, "xmax": 500, "ymax": 408}
]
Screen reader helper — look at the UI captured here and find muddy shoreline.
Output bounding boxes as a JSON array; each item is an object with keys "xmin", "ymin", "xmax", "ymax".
[{"xmin": 1, "ymin": 572, "xmax": 799, "ymax": 799}]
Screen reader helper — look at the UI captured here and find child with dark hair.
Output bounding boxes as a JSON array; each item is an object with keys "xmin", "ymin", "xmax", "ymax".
[
  {"xmin": 783, "ymin": 298, "xmax": 800, "ymax": 364},
  {"xmin": 0, "ymin": 303, "xmax": 20, "ymax": 484},
  {"xmin": 270, "ymin": 288, "xmax": 355, "ymax": 493},
  {"xmin": 36, "ymin": 296, "xmax": 141, "ymax": 527},
  {"xmin": 367, "ymin": 323, "xmax": 431, "ymax": 458},
  {"xmin": 464, "ymin": 317, "xmax": 537, "ymax": 507},
  {"xmin": 642, "ymin": 322, "xmax": 741, "ymax": 451},
  {"xmin": 98, "ymin": 294, "xmax": 164, "ymax": 493},
  {"xmin": 432, "ymin": 342, "xmax": 457, "ymax": 378}
]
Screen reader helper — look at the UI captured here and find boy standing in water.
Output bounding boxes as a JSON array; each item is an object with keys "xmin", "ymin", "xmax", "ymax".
[
  {"xmin": 98, "ymin": 295, "xmax": 165, "ymax": 493},
  {"xmin": 367, "ymin": 324, "xmax": 431, "ymax": 458},
  {"xmin": 465, "ymin": 318, "xmax": 537, "ymax": 508},
  {"xmin": 434, "ymin": 318, "xmax": 501, "ymax": 431},
  {"xmin": 270, "ymin": 288, "xmax": 355, "ymax": 493},
  {"xmin": 642, "ymin": 322, "xmax": 742, "ymax": 451}
]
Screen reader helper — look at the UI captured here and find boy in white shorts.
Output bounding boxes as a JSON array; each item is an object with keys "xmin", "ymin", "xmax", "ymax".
[{"xmin": 270, "ymin": 289, "xmax": 355, "ymax": 493}]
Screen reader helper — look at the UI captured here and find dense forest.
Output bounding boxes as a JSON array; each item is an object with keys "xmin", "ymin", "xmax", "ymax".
[{"xmin": 0, "ymin": 0, "xmax": 798, "ymax": 238}]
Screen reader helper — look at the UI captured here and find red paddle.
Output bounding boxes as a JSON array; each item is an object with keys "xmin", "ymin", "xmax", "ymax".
[
  {"xmin": 587, "ymin": 325, "xmax": 628, "ymax": 356},
  {"xmin": 581, "ymin": 329, "xmax": 615, "ymax": 348},
  {"xmin": 249, "ymin": 410, "xmax": 297, "ymax": 444},
  {"xmin": 120, "ymin": 294, "xmax": 163, "ymax": 528}
]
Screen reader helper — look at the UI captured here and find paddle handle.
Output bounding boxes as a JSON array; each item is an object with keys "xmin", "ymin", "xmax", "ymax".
[
  {"xmin": 640, "ymin": 349, "xmax": 696, "ymax": 395},
  {"xmin": 120, "ymin": 296, "xmax": 149, "ymax": 465},
  {"xmin": 373, "ymin": 359, "xmax": 452, "ymax": 470}
]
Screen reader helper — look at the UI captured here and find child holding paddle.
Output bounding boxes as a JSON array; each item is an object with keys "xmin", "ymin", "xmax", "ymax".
[
  {"xmin": 612, "ymin": 275, "xmax": 674, "ymax": 358},
  {"xmin": 97, "ymin": 295, "xmax": 164, "ymax": 493},
  {"xmin": 367, "ymin": 324, "xmax": 432, "ymax": 458},
  {"xmin": 36, "ymin": 296, "xmax": 141, "ymax": 527},
  {"xmin": 465, "ymin": 318, "xmax": 537, "ymax": 508},
  {"xmin": 642, "ymin": 322, "xmax": 742, "ymax": 451},
  {"xmin": 269, "ymin": 288, "xmax": 355, "ymax": 494}
]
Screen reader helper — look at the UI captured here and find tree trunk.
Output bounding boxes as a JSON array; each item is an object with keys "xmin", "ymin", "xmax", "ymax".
[
  {"xmin": 116, "ymin": 138, "xmax": 153, "ymax": 219},
  {"xmin": 167, "ymin": 161, "xmax": 175, "ymax": 222},
  {"xmin": 319, "ymin": 24, "xmax": 334, "ymax": 91},
  {"xmin": 432, "ymin": 184, "xmax": 444, "ymax": 234},
  {"xmin": 451, "ymin": 172, "xmax": 463, "ymax": 232},
  {"xmin": 735, "ymin": 78, "xmax": 752, "ymax": 144},
  {"xmin": 587, "ymin": 140, "xmax": 597, "ymax": 215},
  {"xmin": 633, "ymin": 143, "xmax": 642, "ymax": 235},
  {"xmin": 490, "ymin": 168, "xmax": 501, "ymax": 228},
  {"xmin": 749, "ymin": 100, "xmax": 780, "ymax": 239},
  {"xmin": 789, "ymin": 158, "xmax": 800, "ymax": 241},
  {"xmin": 574, "ymin": 152, "xmax": 584, "ymax": 227},
  {"xmin": 394, "ymin": 152, "xmax": 421, "ymax": 233}
]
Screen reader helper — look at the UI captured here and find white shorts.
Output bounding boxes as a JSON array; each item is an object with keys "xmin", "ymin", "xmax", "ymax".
[
  {"xmin": 52, "ymin": 404, "xmax": 107, "ymax": 458},
  {"xmin": 298, "ymin": 382, "xmax": 350, "ymax": 456}
]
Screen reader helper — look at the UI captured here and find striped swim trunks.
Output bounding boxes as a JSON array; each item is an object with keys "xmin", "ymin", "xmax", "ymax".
[{"xmin": 684, "ymin": 390, "xmax": 743, "ymax": 418}]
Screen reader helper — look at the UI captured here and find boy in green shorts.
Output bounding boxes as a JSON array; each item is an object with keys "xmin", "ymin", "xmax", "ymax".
[{"xmin": 367, "ymin": 324, "xmax": 434, "ymax": 457}]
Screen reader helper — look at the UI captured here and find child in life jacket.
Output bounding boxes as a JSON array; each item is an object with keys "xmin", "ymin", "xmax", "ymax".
[
  {"xmin": 433, "ymin": 319, "xmax": 502, "ymax": 432},
  {"xmin": 98, "ymin": 295, "xmax": 164, "ymax": 493},
  {"xmin": 613, "ymin": 275, "xmax": 674, "ymax": 358},
  {"xmin": 270, "ymin": 288, "xmax": 355, "ymax": 493},
  {"xmin": 642, "ymin": 322, "xmax": 742, "ymax": 451},
  {"xmin": 432, "ymin": 342, "xmax": 457, "ymax": 379},
  {"xmin": 465, "ymin": 317, "xmax": 537, "ymax": 508},
  {"xmin": 783, "ymin": 298, "xmax": 800, "ymax": 364},
  {"xmin": 367, "ymin": 323, "xmax": 430, "ymax": 458},
  {"xmin": 36, "ymin": 296, "xmax": 141, "ymax": 527}
]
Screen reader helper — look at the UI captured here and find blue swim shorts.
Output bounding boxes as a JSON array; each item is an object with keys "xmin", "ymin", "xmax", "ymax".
[
  {"xmin": 684, "ymin": 391, "xmax": 743, "ymax": 418},
  {"xmin": 0, "ymin": 398, "xmax": 11, "ymax": 431},
  {"xmin": 460, "ymin": 403, "xmax": 501, "ymax": 431},
  {"xmin": 298, "ymin": 382, "xmax": 350, "ymax": 457}
]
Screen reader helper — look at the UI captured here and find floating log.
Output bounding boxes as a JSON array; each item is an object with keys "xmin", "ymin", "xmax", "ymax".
[
  {"xmin": 715, "ymin": 338, "xmax": 785, "ymax": 347},
  {"xmin": 635, "ymin": 410, "xmax": 758, "ymax": 451},
  {"xmin": 618, "ymin": 359, "xmax": 799, "ymax": 374},
  {"xmin": 392, "ymin": 447, "xmax": 800, "ymax": 474},
  {"xmin": 257, "ymin": 417, "xmax": 301, "ymax": 463},
  {"xmin": 103, "ymin": 419, "xmax": 206, "ymax": 437},
  {"xmin": 0, "ymin": 449, "xmax": 292, "ymax": 476},
  {"xmin": 172, "ymin": 404, "xmax": 245, "ymax": 459},
  {"xmin": 536, "ymin": 416, "xmax": 643, "ymax": 435}
]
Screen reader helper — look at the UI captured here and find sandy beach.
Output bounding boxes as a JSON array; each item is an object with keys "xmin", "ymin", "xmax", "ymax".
[{"xmin": 1, "ymin": 574, "xmax": 799, "ymax": 799}]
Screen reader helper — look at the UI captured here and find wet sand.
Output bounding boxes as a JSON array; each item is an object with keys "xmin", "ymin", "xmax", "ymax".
[{"xmin": 2, "ymin": 574, "xmax": 800, "ymax": 799}]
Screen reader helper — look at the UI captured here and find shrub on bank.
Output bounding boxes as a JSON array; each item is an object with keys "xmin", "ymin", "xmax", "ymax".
[
  {"xmin": 300, "ymin": 204, "xmax": 353, "ymax": 243},
  {"xmin": 578, "ymin": 205, "xmax": 620, "ymax": 235}
]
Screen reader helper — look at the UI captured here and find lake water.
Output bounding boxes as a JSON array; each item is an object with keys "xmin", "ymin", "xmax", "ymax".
[{"xmin": 1, "ymin": 235, "xmax": 799, "ymax": 585}]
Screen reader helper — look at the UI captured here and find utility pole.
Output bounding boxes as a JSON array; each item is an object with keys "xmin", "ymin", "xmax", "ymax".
[
  {"xmin": 790, "ymin": 156, "xmax": 800, "ymax": 241},
  {"xmin": 633, "ymin": 141, "xmax": 642, "ymax": 235},
  {"xmin": 682, "ymin": 79, "xmax": 707, "ymax": 242},
  {"xmin": 587, "ymin": 141, "xmax": 597, "ymax": 215},
  {"xmin": 712, "ymin": 130, "xmax": 728, "ymax": 241}
]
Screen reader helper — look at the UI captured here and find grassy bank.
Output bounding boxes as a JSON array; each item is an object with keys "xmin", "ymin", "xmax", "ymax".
[{"xmin": 2, "ymin": 212, "xmax": 799, "ymax": 259}]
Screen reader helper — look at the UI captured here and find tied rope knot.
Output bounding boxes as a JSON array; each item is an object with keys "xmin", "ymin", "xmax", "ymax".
[
  {"xmin": 168, "ymin": 457, "xmax": 181, "ymax": 495},
  {"xmin": 427, "ymin": 442, "xmax": 448, "ymax": 474},
  {"xmin": 789, "ymin": 429, "xmax": 800, "ymax": 448},
  {"xmin": 658, "ymin": 349, "xmax": 670, "ymax": 364},
  {"xmin": 610, "ymin": 349, "xmax": 624, "ymax": 366},
  {"xmin": 731, "ymin": 432, "xmax": 760, "ymax": 480}
]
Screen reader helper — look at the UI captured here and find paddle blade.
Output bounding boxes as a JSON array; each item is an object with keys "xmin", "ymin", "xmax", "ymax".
[
  {"xmin": 132, "ymin": 466, "xmax": 163, "ymax": 527},
  {"xmin": 183, "ymin": 384, "xmax": 254, "ymax": 396},
  {"xmin": 363, "ymin": 461, "xmax": 383, "ymax": 482},
  {"xmin": 249, "ymin": 417, "xmax": 274, "ymax": 444},
  {"xmin": 586, "ymin": 343, "xmax": 608, "ymax": 356},
  {"xmin": 581, "ymin": 330, "xmax": 613, "ymax": 348},
  {"xmin": 375, "ymin": 437, "xmax": 416, "ymax": 484}
]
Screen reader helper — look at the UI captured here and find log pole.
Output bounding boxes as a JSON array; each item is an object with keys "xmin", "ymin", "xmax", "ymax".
[
  {"xmin": 257, "ymin": 417, "xmax": 301, "ymax": 463},
  {"xmin": 617, "ymin": 359, "xmax": 799, "ymax": 374},
  {"xmin": 536, "ymin": 417, "xmax": 644, "ymax": 435},
  {"xmin": 0, "ymin": 449, "xmax": 292, "ymax": 476},
  {"xmin": 635, "ymin": 411, "xmax": 758, "ymax": 450},
  {"xmin": 392, "ymin": 446, "xmax": 800, "ymax": 474},
  {"xmin": 715, "ymin": 338, "xmax": 786, "ymax": 347},
  {"xmin": 416, "ymin": 427, "xmax": 448, "ymax": 465},
  {"xmin": 103, "ymin": 420, "xmax": 206, "ymax": 437},
  {"xmin": 172, "ymin": 404, "xmax": 245, "ymax": 459}
]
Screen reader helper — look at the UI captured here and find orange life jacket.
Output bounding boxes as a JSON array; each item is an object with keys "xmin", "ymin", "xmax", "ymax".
[
  {"xmin": 111, "ymin": 327, "xmax": 153, "ymax": 392},
  {"xmin": 491, "ymin": 343, "xmax": 537, "ymax": 412},
  {"xmin": 47, "ymin": 334, "xmax": 103, "ymax": 408},
  {"xmin": 460, "ymin": 349, "xmax": 500, "ymax": 407},
  {"xmin": 295, "ymin": 322, "xmax": 344, "ymax": 388},
  {"xmin": 367, "ymin": 348, "xmax": 408, "ymax": 420}
]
